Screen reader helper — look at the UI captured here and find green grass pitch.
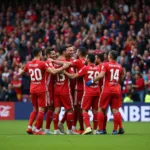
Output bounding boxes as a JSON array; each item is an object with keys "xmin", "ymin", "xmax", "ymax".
[{"xmin": 0, "ymin": 121, "xmax": 150, "ymax": 150}]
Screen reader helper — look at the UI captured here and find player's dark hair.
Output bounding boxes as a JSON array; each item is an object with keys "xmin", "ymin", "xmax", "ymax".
[
  {"xmin": 33, "ymin": 48, "xmax": 42, "ymax": 57},
  {"xmin": 109, "ymin": 50, "xmax": 118, "ymax": 60},
  {"xmin": 58, "ymin": 45, "xmax": 67, "ymax": 55},
  {"xmin": 96, "ymin": 53, "xmax": 104, "ymax": 62},
  {"xmin": 87, "ymin": 54, "xmax": 95, "ymax": 63},
  {"xmin": 78, "ymin": 47, "xmax": 87, "ymax": 57},
  {"xmin": 46, "ymin": 47, "xmax": 54, "ymax": 55}
]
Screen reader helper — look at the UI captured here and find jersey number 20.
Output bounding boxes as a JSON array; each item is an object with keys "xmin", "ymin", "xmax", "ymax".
[{"xmin": 29, "ymin": 69, "xmax": 42, "ymax": 81}]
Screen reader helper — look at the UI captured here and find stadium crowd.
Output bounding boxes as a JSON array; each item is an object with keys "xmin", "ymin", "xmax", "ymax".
[{"xmin": 0, "ymin": 0, "xmax": 150, "ymax": 102}]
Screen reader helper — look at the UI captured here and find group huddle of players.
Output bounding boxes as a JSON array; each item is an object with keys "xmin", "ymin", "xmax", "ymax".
[{"xmin": 19, "ymin": 46, "xmax": 125, "ymax": 135}]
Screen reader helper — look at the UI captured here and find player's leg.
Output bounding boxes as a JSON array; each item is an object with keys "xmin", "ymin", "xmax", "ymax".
[
  {"xmin": 77, "ymin": 90, "xmax": 84, "ymax": 133},
  {"xmin": 61, "ymin": 95, "xmax": 78, "ymax": 135},
  {"xmin": 97, "ymin": 93, "xmax": 109, "ymax": 134},
  {"xmin": 72, "ymin": 90, "xmax": 78, "ymax": 131},
  {"xmin": 34, "ymin": 92, "xmax": 47, "ymax": 135},
  {"xmin": 111, "ymin": 93, "xmax": 124, "ymax": 135},
  {"xmin": 26, "ymin": 93, "xmax": 38, "ymax": 134},
  {"xmin": 58, "ymin": 111, "xmax": 66, "ymax": 133},
  {"xmin": 53, "ymin": 95, "xmax": 63, "ymax": 135},
  {"xmin": 81, "ymin": 96, "xmax": 92, "ymax": 135},
  {"xmin": 92, "ymin": 96, "xmax": 99, "ymax": 134},
  {"xmin": 45, "ymin": 92, "xmax": 54, "ymax": 134}
]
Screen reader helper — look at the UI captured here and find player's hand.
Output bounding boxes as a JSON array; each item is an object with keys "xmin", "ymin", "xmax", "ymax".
[
  {"xmin": 86, "ymin": 80, "xmax": 93, "ymax": 86},
  {"xmin": 48, "ymin": 58, "xmax": 53, "ymax": 62},
  {"xmin": 18, "ymin": 68, "xmax": 23, "ymax": 74},
  {"xmin": 63, "ymin": 63, "xmax": 69, "ymax": 69}
]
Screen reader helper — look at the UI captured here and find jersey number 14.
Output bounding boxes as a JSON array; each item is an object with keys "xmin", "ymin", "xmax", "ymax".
[{"xmin": 110, "ymin": 69, "xmax": 119, "ymax": 81}]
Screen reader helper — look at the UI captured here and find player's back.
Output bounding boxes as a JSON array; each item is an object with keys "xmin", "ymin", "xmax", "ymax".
[
  {"xmin": 54, "ymin": 57, "xmax": 73, "ymax": 95},
  {"xmin": 72, "ymin": 58, "xmax": 85, "ymax": 90},
  {"xmin": 84, "ymin": 64, "xmax": 100, "ymax": 96},
  {"xmin": 102, "ymin": 61, "xmax": 123, "ymax": 93},
  {"xmin": 45, "ymin": 59, "xmax": 55, "ymax": 89},
  {"xmin": 24, "ymin": 59, "xmax": 48, "ymax": 93}
]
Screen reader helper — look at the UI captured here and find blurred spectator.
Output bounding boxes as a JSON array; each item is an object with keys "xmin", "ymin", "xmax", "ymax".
[
  {"xmin": 122, "ymin": 71, "xmax": 134, "ymax": 97},
  {"xmin": 0, "ymin": 48, "xmax": 8, "ymax": 64},
  {"xmin": 11, "ymin": 75, "xmax": 22, "ymax": 101},
  {"xmin": 145, "ymin": 90, "xmax": 150, "ymax": 103},
  {"xmin": 132, "ymin": 73, "xmax": 145, "ymax": 102}
]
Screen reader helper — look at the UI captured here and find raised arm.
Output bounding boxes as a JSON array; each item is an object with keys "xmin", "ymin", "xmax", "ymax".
[{"xmin": 18, "ymin": 68, "xmax": 25, "ymax": 76}]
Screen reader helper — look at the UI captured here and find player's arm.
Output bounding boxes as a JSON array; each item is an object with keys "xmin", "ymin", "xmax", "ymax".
[
  {"xmin": 47, "ymin": 63, "xmax": 69, "ymax": 75},
  {"xmin": 52, "ymin": 60, "xmax": 72, "ymax": 66},
  {"xmin": 18, "ymin": 63, "xmax": 26, "ymax": 76},
  {"xmin": 93, "ymin": 71, "xmax": 105, "ymax": 83},
  {"xmin": 64, "ymin": 66, "xmax": 86, "ymax": 79},
  {"xmin": 64, "ymin": 71, "xmax": 79, "ymax": 79}
]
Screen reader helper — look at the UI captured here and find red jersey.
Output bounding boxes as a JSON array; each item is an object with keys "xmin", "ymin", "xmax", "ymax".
[
  {"xmin": 101, "ymin": 61, "xmax": 123, "ymax": 93},
  {"xmin": 135, "ymin": 77, "xmax": 145, "ymax": 91},
  {"xmin": 72, "ymin": 58, "xmax": 85, "ymax": 90},
  {"xmin": 98, "ymin": 63, "xmax": 105, "ymax": 91},
  {"xmin": 45, "ymin": 59, "xmax": 55, "ymax": 90},
  {"xmin": 11, "ymin": 80, "xmax": 22, "ymax": 94},
  {"xmin": 24, "ymin": 59, "xmax": 48, "ymax": 93},
  {"xmin": 78, "ymin": 64, "xmax": 100, "ymax": 96},
  {"xmin": 54, "ymin": 58, "xmax": 74, "ymax": 95}
]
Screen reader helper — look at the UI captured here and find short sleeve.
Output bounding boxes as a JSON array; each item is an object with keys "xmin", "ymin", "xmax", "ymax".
[
  {"xmin": 23, "ymin": 64, "xmax": 28, "ymax": 72},
  {"xmin": 72, "ymin": 59, "xmax": 79, "ymax": 68},
  {"xmin": 78, "ymin": 66, "xmax": 87, "ymax": 77},
  {"xmin": 68, "ymin": 67, "xmax": 75, "ymax": 74}
]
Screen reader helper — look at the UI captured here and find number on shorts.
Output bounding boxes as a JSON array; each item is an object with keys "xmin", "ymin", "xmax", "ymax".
[
  {"xmin": 29, "ymin": 68, "xmax": 42, "ymax": 81},
  {"xmin": 110, "ymin": 69, "xmax": 119, "ymax": 81}
]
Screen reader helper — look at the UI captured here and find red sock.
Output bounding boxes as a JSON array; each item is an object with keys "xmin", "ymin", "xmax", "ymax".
[
  {"xmin": 103, "ymin": 115, "xmax": 107, "ymax": 130},
  {"xmin": 79, "ymin": 110, "xmax": 84, "ymax": 130},
  {"xmin": 28, "ymin": 111, "xmax": 37, "ymax": 126},
  {"xmin": 66, "ymin": 112, "xmax": 74, "ymax": 130},
  {"xmin": 46, "ymin": 110, "xmax": 53, "ymax": 129},
  {"xmin": 53, "ymin": 113, "xmax": 59, "ymax": 130},
  {"xmin": 83, "ymin": 112, "xmax": 91, "ymax": 128},
  {"xmin": 113, "ymin": 113, "xmax": 119, "ymax": 131},
  {"xmin": 72, "ymin": 108, "xmax": 78, "ymax": 127},
  {"xmin": 97, "ymin": 112, "xmax": 104, "ymax": 131},
  {"xmin": 117, "ymin": 112, "xmax": 123, "ymax": 129},
  {"xmin": 34, "ymin": 120, "xmax": 37, "ymax": 127},
  {"xmin": 36, "ymin": 111, "xmax": 44, "ymax": 130},
  {"xmin": 61, "ymin": 111, "xmax": 67, "ymax": 124},
  {"xmin": 93, "ymin": 113, "xmax": 98, "ymax": 130}
]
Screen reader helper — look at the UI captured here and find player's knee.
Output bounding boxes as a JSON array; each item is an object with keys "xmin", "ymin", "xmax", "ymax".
[
  {"xmin": 66, "ymin": 108, "xmax": 73, "ymax": 113},
  {"xmin": 82, "ymin": 109, "xmax": 88, "ymax": 113},
  {"xmin": 48, "ymin": 106, "xmax": 54, "ymax": 111},
  {"xmin": 98, "ymin": 107, "xmax": 105, "ymax": 113},
  {"xmin": 54, "ymin": 107, "xmax": 60, "ymax": 114},
  {"xmin": 92, "ymin": 109, "xmax": 97, "ymax": 114},
  {"xmin": 111, "ymin": 109, "xmax": 119, "ymax": 114},
  {"xmin": 38, "ymin": 107, "xmax": 45, "ymax": 112},
  {"xmin": 33, "ymin": 107, "xmax": 38, "ymax": 112}
]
